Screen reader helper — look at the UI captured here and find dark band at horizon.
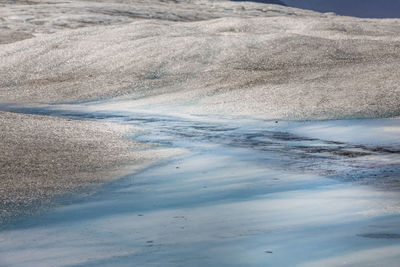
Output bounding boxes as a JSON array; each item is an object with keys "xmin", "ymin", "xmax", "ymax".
[{"xmin": 232, "ymin": 0, "xmax": 400, "ymax": 18}]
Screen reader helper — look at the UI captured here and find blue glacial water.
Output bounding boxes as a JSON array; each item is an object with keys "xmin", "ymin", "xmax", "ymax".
[{"xmin": 0, "ymin": 107, "xmax": 400, "ymax": 266}]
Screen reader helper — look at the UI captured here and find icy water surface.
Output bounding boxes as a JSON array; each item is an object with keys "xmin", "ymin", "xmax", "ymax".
[{"xmin": 1, "ymin": 108, "xmax": 400, "ymax": 266}]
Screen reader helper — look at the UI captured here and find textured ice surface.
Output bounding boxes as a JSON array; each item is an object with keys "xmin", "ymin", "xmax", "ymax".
[
  {"xmin": 0, "ymin": 0, "xmax": 305, "ymax": 36},
  {"xmin": 1, "ymin": 0, "xmax": 400, "ymax": 120},
  {"xmin": 0, "ymin": 110, "xmax": 179, "ymax": 225}
]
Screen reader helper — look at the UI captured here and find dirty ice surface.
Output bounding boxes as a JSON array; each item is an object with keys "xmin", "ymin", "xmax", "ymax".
[{"xmin": 0, "ymin": 106, "xmax": 400, "ymax": 266}]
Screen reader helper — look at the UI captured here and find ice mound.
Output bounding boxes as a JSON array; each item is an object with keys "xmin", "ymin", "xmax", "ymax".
[{"xmin": 1, "ymin": 1, "xmax": 399, "ymax": 120}]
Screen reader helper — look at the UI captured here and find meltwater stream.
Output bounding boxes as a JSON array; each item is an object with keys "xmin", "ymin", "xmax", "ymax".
[{"xmin": 1, "ymin": 108, "xmax": 400, "ymax": 266}]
